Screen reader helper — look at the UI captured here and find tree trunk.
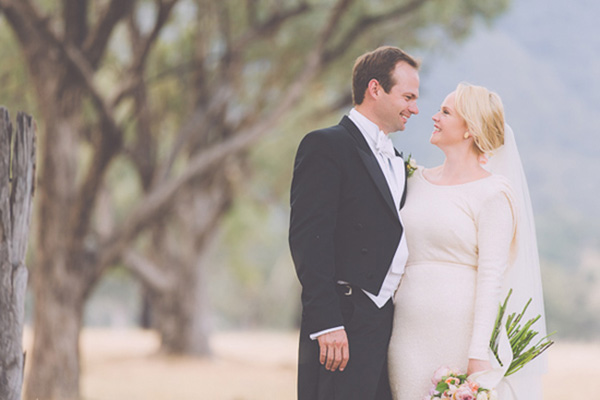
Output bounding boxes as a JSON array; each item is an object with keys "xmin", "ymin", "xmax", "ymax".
[
  {"xmin": 0, "ymin": 109, "xmax": 36, "ymax": 400},
  {"xmin": 142, "ymin": 174, "xmax": 231, "ymax": 355},
  {"xmin": 23, "ymin": 78, "xmax": 91, "ymax": 400},
  {"xmin": 25, "ymin": 280, "xmax": 86, "ymax": 400},
  {"xmin": 150, "ymin": 254, "xmax": 212, "ymax": 355}
]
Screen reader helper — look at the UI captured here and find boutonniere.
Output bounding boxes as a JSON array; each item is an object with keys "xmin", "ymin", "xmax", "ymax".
[{"xmin": 406, "ymin": 154, "xmax": 417, "ymax": 177}]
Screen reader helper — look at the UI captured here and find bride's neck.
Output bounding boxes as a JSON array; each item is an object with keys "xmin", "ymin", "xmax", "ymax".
[{"xmin": 430, "ymin": 148, "xmax": 488, "ymax": 184}]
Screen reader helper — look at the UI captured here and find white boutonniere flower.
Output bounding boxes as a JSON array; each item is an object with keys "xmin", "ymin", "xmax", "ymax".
[{"xmin": 406, "ymin": 154, "xmax": 417, "ymax": 177}]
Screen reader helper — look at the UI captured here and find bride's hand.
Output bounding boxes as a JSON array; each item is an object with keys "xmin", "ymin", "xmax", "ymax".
[{"xmin": 467, "ymin": 358, "xmax": 492, "ymax": 375}]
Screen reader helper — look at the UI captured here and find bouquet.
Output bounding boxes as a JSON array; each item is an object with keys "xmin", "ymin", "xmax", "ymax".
[
  {"xmin": 426, "ymin": 366, "xmax": 497, "ymax": 400},
  {"xmin": 425, "ymin": 290, "xmax": 554, "ymax": 399}
]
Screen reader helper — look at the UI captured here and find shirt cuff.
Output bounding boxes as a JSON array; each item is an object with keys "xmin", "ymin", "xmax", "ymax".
[{"xmin": 309, "ymin": 326, "xmax": 345, "ymax": 340}]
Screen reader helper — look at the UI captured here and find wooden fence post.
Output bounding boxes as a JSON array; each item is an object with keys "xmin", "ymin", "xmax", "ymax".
[{"xmin": 0, "ymin": 108, "xmax": 36, "ymax": 400}]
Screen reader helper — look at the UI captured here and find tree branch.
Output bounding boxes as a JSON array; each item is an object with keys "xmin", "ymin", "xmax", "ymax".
[
  {"xmin": 62, "ymin": 0, "xmax": 88, "ymax": 46},
  {"xmin": 123, "ymin": 250, "xmax": 176, "ymax": 292},
  {"xmin": 323, "ymin": 0, "xmax": 428, "ymax": 63},
  {"xmin": 117, "ymin": 0, "xmax": 339, "ymax": 183},
  {"xmin": 109, "ymin": 0, "xmax": 180, "ymax": 108},
  {"xmin": 98, "ymin": 0, "xmax": 357, "ymax": 270},
  {"xmin": 30, "ymin": 24, "xmax": 127, "ymax": 246},
  {"xmin": 0, "ymin": 0, "xmax": 121, "ymax": 245},
  {"xmin": 0, "ymin": 0, "xmax": 121, "ymax": 143},
  {"xmin": 133, "ymin": 0, "xmax": 179, "ymax": 71},
  {"xmin": 83, "ymin": 0, "xmax": 136, "ymax": 69},
  {"xmin": 0, "ymin": 0, "xmax": 50, "ymax": 52},
  {"xmin": 155, "ymin": 85, "xmax": 232, "ymax": 183},
  {"xmin": 316, "ymin": 0, "xmax": 354, "ymax": 53},
  {"xmin": 229, "ymin": 1, "xmax": 311, "ymax": 54}
]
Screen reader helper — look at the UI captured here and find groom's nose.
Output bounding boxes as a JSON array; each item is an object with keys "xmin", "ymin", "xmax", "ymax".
[{"xmin": 409, "ymin": 103, "xmax": 419, "ymax": 115}]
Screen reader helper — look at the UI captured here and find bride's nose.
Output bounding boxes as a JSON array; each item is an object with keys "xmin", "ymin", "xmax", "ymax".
[{"xmin": 432, "ymin": 112, "xmax": 440, "ymax": 122}]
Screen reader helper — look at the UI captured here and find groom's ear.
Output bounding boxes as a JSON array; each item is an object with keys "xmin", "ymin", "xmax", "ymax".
[{"xmin": 365, "ymin": 78, "xmax": 381, "ymax": 100}]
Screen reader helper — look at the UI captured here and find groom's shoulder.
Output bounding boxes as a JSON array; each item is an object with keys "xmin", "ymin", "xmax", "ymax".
[{"xmin": 302, "ymin": 118, "xmax": 353, "ymax": 147}]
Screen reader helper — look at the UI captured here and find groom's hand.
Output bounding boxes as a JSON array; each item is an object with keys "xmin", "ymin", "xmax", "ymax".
[{"xmin": 317, "ymin": 329, "xmax": 349, "ymax": 372}]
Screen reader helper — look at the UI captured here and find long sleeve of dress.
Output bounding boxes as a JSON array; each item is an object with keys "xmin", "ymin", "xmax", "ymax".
[{"xmin": 468, "ymin": 189, "xmax": 516, "ymax": 360}]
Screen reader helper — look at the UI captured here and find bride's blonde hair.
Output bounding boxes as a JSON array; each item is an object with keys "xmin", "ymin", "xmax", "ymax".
[{"xmin": 454, "ymin": 82, "xmax": 505, "ymax": 154}]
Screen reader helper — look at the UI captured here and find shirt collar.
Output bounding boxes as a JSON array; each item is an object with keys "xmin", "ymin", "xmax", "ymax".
[{"xmin": 348, "ymin": 108, "xmax": 383, "ymax": 148}]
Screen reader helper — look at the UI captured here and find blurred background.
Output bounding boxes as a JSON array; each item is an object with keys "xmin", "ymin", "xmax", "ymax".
[{"xmin": 0, "ymin": 0, "xmax": 598, "ymax": 399}]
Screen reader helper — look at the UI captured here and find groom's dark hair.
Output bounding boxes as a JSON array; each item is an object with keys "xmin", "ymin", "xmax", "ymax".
[{"xmin": 352, "ymin": 46, "xmax": 419, "ymax": 105}]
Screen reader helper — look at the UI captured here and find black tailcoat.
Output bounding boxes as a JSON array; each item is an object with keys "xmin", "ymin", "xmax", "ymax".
[{"xmin": 289, "ymin": 116, "xmax": 407, "ymax": 399}]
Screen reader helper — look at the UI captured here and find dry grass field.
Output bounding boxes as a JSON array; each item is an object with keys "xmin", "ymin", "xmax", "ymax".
[{"xmin": 23, "ymin": 328, "xmax": 599, "ymax": 399}]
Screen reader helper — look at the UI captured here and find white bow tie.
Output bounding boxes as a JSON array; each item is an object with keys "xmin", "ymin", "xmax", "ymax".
[{"xmin": 375, "ymin": 131, "xmax": 396, "ymax": 159}]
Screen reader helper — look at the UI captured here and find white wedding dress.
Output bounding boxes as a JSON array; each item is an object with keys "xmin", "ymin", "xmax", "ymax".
[{"xmin": 388, "ymin": 167, "xmax": 537, "ymax": 399}]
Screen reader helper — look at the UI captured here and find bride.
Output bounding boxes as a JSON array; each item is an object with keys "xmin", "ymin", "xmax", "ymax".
[{"xmin": 387, "ymin": 83, "xmax": 547, "ymax": 399}]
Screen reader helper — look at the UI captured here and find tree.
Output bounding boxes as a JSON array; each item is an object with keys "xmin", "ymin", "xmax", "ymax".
[
  {"xmin": 0, "ymin": 109, "xmax": 36, "ymax": 400},
  {"xmin": 0, "ymin": 0, "xmax": 509, "ymax": 399},
  {"xmin": 0, "ymin": 1, "xmax": 176, "ymax": 398}
]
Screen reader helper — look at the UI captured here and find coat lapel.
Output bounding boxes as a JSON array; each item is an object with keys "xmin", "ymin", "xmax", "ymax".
[{"xmin": 340, "ymin": 116, "xmax": 399, "ymax": 220}]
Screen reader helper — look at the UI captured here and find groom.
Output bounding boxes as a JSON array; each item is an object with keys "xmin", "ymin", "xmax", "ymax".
[{"xmin": 289, "ymin": 46, "xmax": 420, "ymax": 400}]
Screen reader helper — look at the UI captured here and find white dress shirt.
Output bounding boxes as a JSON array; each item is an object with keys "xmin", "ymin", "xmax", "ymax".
[{"xmin": 348, "ymin": 108, "xmax": 409, "ymax": 306}]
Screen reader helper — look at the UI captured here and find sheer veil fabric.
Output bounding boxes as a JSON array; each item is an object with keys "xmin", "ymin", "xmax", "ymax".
[{"xmin": 473, "ymin": 124, "xmax": 548, "ymax": 397}]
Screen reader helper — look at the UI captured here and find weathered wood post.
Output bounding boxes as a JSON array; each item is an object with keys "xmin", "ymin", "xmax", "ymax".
[{"xmin": 0, "ymin": 108, "xmax": 36, "ymax": 400}]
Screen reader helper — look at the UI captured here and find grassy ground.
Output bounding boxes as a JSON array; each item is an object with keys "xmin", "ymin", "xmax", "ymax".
[{"xmin": 23, "ymin": 329, "xmax": 599, "ymax": 399}]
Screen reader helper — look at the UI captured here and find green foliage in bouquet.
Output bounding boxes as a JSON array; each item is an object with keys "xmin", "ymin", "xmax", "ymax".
[{"xmin": 490, "ymin": 289, "xmax": 555, "ymax": 376}]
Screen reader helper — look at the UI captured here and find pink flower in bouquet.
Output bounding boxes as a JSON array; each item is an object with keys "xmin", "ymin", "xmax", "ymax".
[
  {"xmin": 452, "ymin": 386, "xmax": 475, "ymax": 400},
  {"xmin": 465, "ymin": 380, "xmax": 479, "ymax": 392}
]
